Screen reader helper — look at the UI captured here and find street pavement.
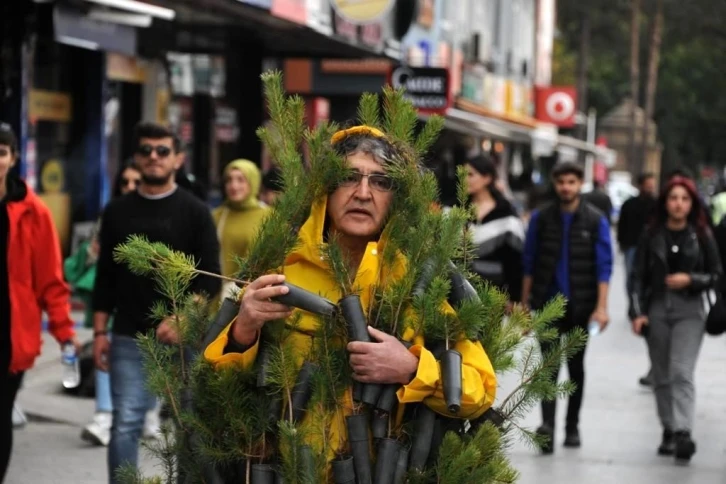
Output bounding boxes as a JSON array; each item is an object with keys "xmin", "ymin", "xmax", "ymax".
[{"xmin": 6, "ymin": 253, "xmax": 726, "ymax": 483}]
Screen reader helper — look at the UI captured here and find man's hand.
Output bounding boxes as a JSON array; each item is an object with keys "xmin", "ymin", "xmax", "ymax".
[
  {"xmin": 231, "ymin": 274, "xmax": 293, "ymax": 346},
  {"xmin": 157, "ymin": 317, "xmax": 181, "ymax": 345},
  {"xmin": 590, "ymin": 307, "xmax": 609, "ymax": 332},
  {"xmin": 93, "ymin": 334, "xmax": 110, "ymax": 372},
  {"xmin": 665, "ymin": 273, "xmax": 692, "ymax": 290},
  {"xmin": 347, "ymin": 327, "xmax": 419, "ymax": 385},
  {"xmin": 632, "ymin": 315, "xmax": 648, "ymax": 335}
]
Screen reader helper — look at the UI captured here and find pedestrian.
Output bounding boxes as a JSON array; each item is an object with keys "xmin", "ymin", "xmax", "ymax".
[
  {"xmin": 214, "ymin": 159, "xmax": 268, "ymax": 297},
  {"xmin": 92, "ymin": 122, "xmax": 221, "ymax": 483},
  {"xmin": 630, "ymin": 176, "xmax": 720, "ymax": 463},
  {"xmin": 205, "ymin": 125, "xmax": 497, "ymax": 474},
  {"xmin": 617, "ymin": 172, "xmax": 657, "ymax": 387},
  {"xmin": 521, "ymin": 161, "xmax": 613, "ymax": 453},
  {"xmin": 462, "ymin": 154, "xmax": 524, "ymax": 302},
  {"xmin": 583, "ymin": 180, "xmax": 614, "ymax": 225},
  {"xmin": 0, "ymin": 122, "xmax": 80, "ymax": 483}
]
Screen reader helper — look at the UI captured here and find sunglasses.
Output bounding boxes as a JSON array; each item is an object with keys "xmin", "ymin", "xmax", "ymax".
[
  {"xmin": 340, "ymin": 171, "xmax": 394, "ymax": 192},
  {"xmin": 137, "ymin": 144, "xmax": 172, "ymax": 158}
]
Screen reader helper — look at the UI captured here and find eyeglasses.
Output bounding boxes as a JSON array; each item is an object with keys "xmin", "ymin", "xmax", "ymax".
[
  {"xmin": 137, "ymin": 144, "xmax": 172, "ymax": 158},
  {"xmin": 340, "ymin": 171, "xmax": 394, "ymax": 192}
]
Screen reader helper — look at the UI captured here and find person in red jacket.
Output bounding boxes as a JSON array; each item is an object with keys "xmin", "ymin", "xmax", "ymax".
[{"xmin": 0, "ymin": 123, "xmax": 79, "ymax": 483}]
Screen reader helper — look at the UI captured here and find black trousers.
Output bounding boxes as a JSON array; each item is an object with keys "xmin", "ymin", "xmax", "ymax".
[
  {"xmin": 539, "ymin": 309, "xmax": 589, "ymax": 431},
  {"xmin": 0, "ymin": 369, "xmax": 23, "ymax": 483}
]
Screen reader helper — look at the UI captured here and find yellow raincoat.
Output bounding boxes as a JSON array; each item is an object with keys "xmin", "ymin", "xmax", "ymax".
[{"xmin": 204, "ymin": 197, "xmax": 497, "ymax": 465}]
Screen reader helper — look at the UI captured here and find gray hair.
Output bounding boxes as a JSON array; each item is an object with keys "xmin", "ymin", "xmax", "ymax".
[{"xmin": 333, "ymin": 134, "xmax": 398, "ymax": 166}]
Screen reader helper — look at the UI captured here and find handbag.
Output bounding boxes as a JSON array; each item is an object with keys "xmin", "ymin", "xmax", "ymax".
[{"xmin": 704, "ymin": 289, "xmax": 726, "ymax": 336}]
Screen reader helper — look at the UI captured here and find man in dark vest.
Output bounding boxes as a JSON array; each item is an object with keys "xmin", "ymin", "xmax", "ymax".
[{"xmin": 521, "ymin": 161, "xmax": 613, "ymax": 453}]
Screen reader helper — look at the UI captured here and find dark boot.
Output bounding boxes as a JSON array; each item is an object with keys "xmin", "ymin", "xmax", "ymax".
[
  {"xmin": 563, "ymin": 427, "xmax": 580, "ymax": 448},
  {"xmin": 536, "ymin": 423, "xmax": 554, "ymax": 454},
  {"xmin": 674, "ymin": 431, "xmax": 696, "ymax": 463},
  {"xmin": 657, "ymin": 429, "xmax": 675, "ymax": 456}
]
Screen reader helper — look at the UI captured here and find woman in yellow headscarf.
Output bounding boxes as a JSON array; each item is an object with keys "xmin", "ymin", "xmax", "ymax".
[{"xmin": 214, "ymin": 160, "xmax": 269, "ymax": 293}]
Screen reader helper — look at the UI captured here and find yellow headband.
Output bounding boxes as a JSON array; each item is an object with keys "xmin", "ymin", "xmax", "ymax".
[{"xmin": 330, "ymin": 125, "xmax": 386, "ymax": 145}]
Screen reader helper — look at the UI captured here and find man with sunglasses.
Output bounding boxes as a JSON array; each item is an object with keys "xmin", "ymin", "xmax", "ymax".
[{"xmin": 92, "ymin": 122, "xmax": 221, "ymax": 483}]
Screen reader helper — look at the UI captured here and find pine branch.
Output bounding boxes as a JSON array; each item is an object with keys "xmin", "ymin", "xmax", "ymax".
[
  {"xmin": 357, "ymin": 92, "xmax": 381, "ymax": 128},
  {"xmin": 413, "ymin": 114, "xmax": 444, "ymax": 157}
]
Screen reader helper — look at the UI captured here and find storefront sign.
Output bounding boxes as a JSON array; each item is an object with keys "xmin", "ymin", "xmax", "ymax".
[
  {"xmin": 389, "ymin": 66, "xmax": 450, "ymax": 114},
  {"xmin": 535, "ymin": 86, "xmax": 577, "ymax": 127},
  {"xmin": 40, "ymin": 159, "xmax": 65, "ymax": 193},
  {"xmin": 330, "ymin": 0, "xmax": 394, "ymax": 24},
  {"xmin": 107, "ymin": 53, "xmax": 147, "ymax": 84},
  {"xmin": 271, "ymin": 0, "xmax": 307, "ymax": 24},
  {"xmin": 54, "ymin": 6, "xmax": 136, "ymax": 56},
  {"xmin": 28, "ymin": 90, "xmax": 72, "ymax": 123},
  {"xmin": 307, "ymin": 0, "xmax": 332, "ymax": 34}
]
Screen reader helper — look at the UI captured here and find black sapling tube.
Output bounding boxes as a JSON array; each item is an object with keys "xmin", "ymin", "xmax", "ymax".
[
  {"xmin": 441, "ymin": 349, "xmax": 463, "ymax": 414},
  {"xmin": 393, "ymin": 447, "xmax": 409, "ymax": 484},
  {"xmin": 371, "ymin": 409, "xmax": 389, "ymax": 441},
  {"xmin": 353, "ymin": 381, "xmax": 362, "ymax": 402},
  {"xmin": 346, "ymin": 414, "xmax": 373, "ymax": 484},
  {"xmin": 232, "ymin": 459, "xmax": 247, "ymax": 484},
  {"xmin": 332, "ymin": 455, "xmax": 356, "ymax": 484},
  {"xmin": 290, "ymin": 362, "xmax": 316, "ymax": 423},
  {"xmin": 300, "ymin": 445, "xmax": 316, "ymax": 482},
  {"xmin": 268, "ymin": 393, "xmax": 283, "ymax": 425},
  {"xmin": 408, "ymin": 406, "xmax": 436, "ymax": 472},
  {"xmin": 340, "ymin": 295, "xmax": 382, "ymax": 405},
  {"xmin": 273, "ymin": 282, "xmax": 337, "ymax": 317},
  {"xmin": 374, "ymin": 438, "xmax": 402, "ymax": 484},
  {"xmin": 412, "ymin": 259, "xmax": 436, "ymax": 298},
  {"xmin": 376, "ymin": 384, "xmax": 399, "ymax": 413},
  {"xmin": 202, "ymin": 297, "xmax": 240, "ymax": 349},
  {"xmin": 250, "ymin": 464, "xmax": 275, "ymax": 484},
  {"xmin": 274, "ymin": 472, "xmax": 285, "ymax": 484},
  {"xmin": 447, "ymin": 261, "xmax": 480, "ymax": 305}
]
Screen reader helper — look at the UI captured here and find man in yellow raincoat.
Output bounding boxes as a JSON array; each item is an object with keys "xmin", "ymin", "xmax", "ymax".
[{"xmin": 204, "ymin": 126, "xmax": 497, "ymax": 466}]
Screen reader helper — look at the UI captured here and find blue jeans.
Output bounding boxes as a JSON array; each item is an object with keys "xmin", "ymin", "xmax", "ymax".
[
  {"xmin": 624, "ymin": 247, "xmax": 637, "ymax": 295},
  {"xmin": 95, "ymin": 369, "xmax": 112, "ymax": 413},
  {"xmin": 108, "ymin": 335, "xmax": 156, "ymax": 484}
]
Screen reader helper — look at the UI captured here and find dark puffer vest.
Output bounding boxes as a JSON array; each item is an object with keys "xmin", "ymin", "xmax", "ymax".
[{"xmin": 530, "ymin": 200, "xmax": 603, "ymax": 320}]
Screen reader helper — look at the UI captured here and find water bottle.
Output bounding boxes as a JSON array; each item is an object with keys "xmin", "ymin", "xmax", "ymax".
[
  {"xmin": 587, "ymin": 320, "xmax": 601, "ymax": 337},
  {"xmin": 61, "ymin": 342, "xmax": 81, "ymax": 389}
]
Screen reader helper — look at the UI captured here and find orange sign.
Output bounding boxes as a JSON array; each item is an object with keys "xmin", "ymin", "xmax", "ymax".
[{"xmin": 28, "ymin": 90, "xmax": 72, "ymax": 123}]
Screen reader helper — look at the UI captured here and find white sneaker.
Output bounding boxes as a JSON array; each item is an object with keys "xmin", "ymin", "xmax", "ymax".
[
  {"xmin": 143, "ymin": 406, "xmax": 162, "ymax": 440},
  {"xmin": 12, "ymin": 404, "xmax": 27, "ymax": 428},
  {"xmin": 81, "ymin": 412, "xmax": 112, "ymax": 446}
]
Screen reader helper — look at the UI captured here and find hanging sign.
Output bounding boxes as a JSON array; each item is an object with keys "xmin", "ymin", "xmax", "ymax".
[{"xmin": 389, "ymin": 66, "xmax": 451, "ymax": 115}]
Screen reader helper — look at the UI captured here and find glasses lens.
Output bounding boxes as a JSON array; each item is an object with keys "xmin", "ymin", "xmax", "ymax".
[
  {"xmin": 138, "ymin": 145, "xmax": 153, "ymax": 156},
  {"xmin": 341, "ymin": 172, "xmax": 363, "ymax": 186},
  {"xmin": 155, "ymin": 146, "xmax": 171, "ymax": 158},
  {"xmin": 369, "ymin": 175, "xmax": 393, "ymax": 191}
]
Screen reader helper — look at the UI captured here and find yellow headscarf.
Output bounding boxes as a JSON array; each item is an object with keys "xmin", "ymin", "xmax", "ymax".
[{"xmin": 223, "ymin": 159, "xmax": 262, "ymax": 210}]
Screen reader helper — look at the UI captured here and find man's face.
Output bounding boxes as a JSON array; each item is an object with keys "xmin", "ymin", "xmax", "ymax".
[
  {"xmin": 0, "ymin": 144, "xmax": 16, "ymax": 182},
  {"xmin": 134, "ymin": 137, "xmax": 183, "ymax": 186},
  {"xmin": 554, "ymin": 173, "xmax": 583, "ymax": 204},
  {"xmin": 641, "ymin": 177, "xmax": 656, "ymax": 197},
  {"xmin": 327, "ymin": 151, "xmax": 394, "ymax": 240}
]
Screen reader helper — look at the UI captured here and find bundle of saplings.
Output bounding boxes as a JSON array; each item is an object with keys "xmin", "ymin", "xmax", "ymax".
[{"xmin": 114, "ymin": 72, "xmax": 584, "ymax": 484}]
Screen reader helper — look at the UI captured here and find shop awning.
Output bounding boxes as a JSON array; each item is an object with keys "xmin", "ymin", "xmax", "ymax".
[{"xmin": 444, "ymin": 108, "xmax": 533, "ymax": 144}]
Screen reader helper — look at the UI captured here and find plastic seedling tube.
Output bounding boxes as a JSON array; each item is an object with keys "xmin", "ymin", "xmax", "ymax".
[
  {"xmin": 340, "ymin": 295, "xmax": 382, "ymax": 404},
  {"xmin": 273, "ymin": 282, "xmax": 337, "ymax": 317},
  {"xmin": 274, "ymin": 471, "xmax": 285, "ymax": 484},
  {"xmin": 376, "ymin": 384, "xmax": 399, "ymax": 413},
  {"xmin": 374, "ymin": 438, "xmax": 402, "ymax": 484},
  {"xmin": 290, "ymin": 362, "xmax": 316, "ymax": 423},
  {"xmin": 268, "ymin": 393, "xmax": 283, "ymax": 426},
  {"xmin": 412, "ymin": 259, "xmax": 436, "ymax": 298},
  {"xmin": 441, "ymin": 349, "xmax": 463, "ymax": 414},
  {"xmin": 408, "ymin": 406, "xmax": 436, "ymax": 471},
  {"xmin": 371, "ymin": 409, "xmax": 389, "ymax": 441},
  {"xmin": 447, "ymin": 261, "xmax": 480, "ymax": 305},
  {"xmin": 332, "ymin": 455, "xmax": 356, "ymax": 484},
  {"xmin": 300, "ymin": 445, "xmax": 316, "ymax": 482},
  {"xmin": 346, "ymin": 414, "xmax": 373, "ymax": 484},
  {"xmin": 250, "ymin": 464, "xmax": 275, "ymax": 484},
  {"xmin": 393, "ymin": 447, "xmax": 409, "ymax": 484},
  {"xmin": 353, "ymin": 381, "xmax": 363, "ymax": 402},
  {"xmin": 202, "ymin": 297, "xmax": 240, "ymax": 348},
  {"xmin": 233, "ymin": 459, "xmax": 247, "ymax": 483}
]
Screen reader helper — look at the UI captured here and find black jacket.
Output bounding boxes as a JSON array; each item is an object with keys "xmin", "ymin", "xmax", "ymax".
[
  {"xmin": 583, "ymin": 189, "xmax": 613, "ymax": 225},
  {"xmin": 630, "ymin": 225, "xmax": 721, "ymax": 318},
  {"xmin": 617, "ymin": 194, "xmax": 656, "ymax": 249},
  {"xmin": 530, "ymin": 200, "xmax": 603, "ymax": 320}
]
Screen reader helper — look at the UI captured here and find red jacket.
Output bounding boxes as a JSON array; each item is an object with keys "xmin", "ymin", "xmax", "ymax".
[{"xmin": 7, "ymin": 180, "xmax": 75, "ymax": 373}]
